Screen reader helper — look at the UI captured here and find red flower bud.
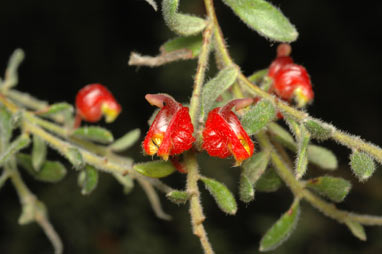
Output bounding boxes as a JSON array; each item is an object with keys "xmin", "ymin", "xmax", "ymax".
[
  {"xmin": 202, "ymin": 99, "xmax": 254, "ymax": 165},
  {"xmin": 143, "ymin": 94, "xmax": 195, "ymax": 161},
  {"xmin": 75, "ymin": 83, "xmax": 121, "ymax": 124}
]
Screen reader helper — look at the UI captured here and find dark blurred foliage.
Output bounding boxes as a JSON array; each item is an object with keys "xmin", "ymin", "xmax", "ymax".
[{"xmin": 1, "ymin": 0, "xmax": 382, "ymax": 253}]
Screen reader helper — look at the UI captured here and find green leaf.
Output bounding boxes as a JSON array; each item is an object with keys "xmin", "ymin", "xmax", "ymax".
[
  {"xmin": 144, "ymin": 0, "xmax": 158, "ymax": 11},
  {"xmin": 255, "ymin": 167, "xmax": 282, "ymax": 192},
  {"xmin": 242, "ymin": 151, "xmax": 270, "ymax": 184},
  {"xmin": 72, "ymin": 126, "xmax": 114, "ymax": 144},
  {"xmin": 166, "ymin": 190, "xmax": 189, "ymax": 205},
  {"xmin": 242, "ymin": 99, "xmax": 276, "ymax": 135},
  {"xmin": 221, "ymin": 0, "xmax": 298, "ymax": 42},
  {"xmin": 259, "ymin": 200, "xmax": 300, "ymax": 251},
  {"xmin": 239, "ymin": 174, "xmax": 254, "ymax": 203},
  {"xmin": 0, "ymin": 133, "xmax": 30, "ymax": 166},
  {"xmin": 65, "ymin": 147, "xmax": 84, "ymax": 169},
  {"xmin": 38, "ymin": 102, "xmax": 73, "ymax": 117},
  {"xmin": 202, "ymin": 66, "xmax": 239, "ymax": 116},
  {"xmin": 306, "ymin": 176, "xmax": 351, "ymax": 203},
  {"xmin": 31, "ymin": 135, "xmax": 47, "ymax": 171},
  {"xmin": 109, "ymin": 128, "xmax": 141, "ymax": 152},
  {"xmin": 17, "ymin": 153, "xmax": 67, "ymax": 183},
  {"xmin": 113, "ymin": 173, "xmax": 135, "ymax": 194},
  {"xmin": 248, "ymin": 68, "xmax": 268, "ymax": 84},
  {"xmin": 134, "ymin": 160, "xmax": 176, "ymax": 178},
  {"xmin": 303, "ymin": 119, "xmax": 334, "ymax": 141},
  {"xmin": 78, "ymin": 165, "xmax": 99, "ymax": 195},
  {"xmin": 162, "ymin": 0, "xmax": 206, "ymax": 36},
  {"xmin": 345, "ymin": 220, "xmax": 366, "ymax": 241},
  {"xmin": 3, "ymin": 49, "xmax": 25, "ymax": 90},
  {"xmin": 307, "ymin": 145, "xmax": 338, "ymax": 170},
  {"xmin": 350, "ymin": 151, "xmax": 376, "ymax": 181},
  {"xmin": 161, "ymin": 35, "xmax": 203, "ymax": 58},
  {"xmin": 267, "ymin": 122, "xmax": 296, "ymax": 150},
  {"xmin": 201, "ymin": 176, "xmax": 237, "ymax": 215},
  {"xmin": 295, "ymin": 125, "xmax": 310, "ymax": 179},
  {"xmin": 0, "ymin": 105, "xmax": 13, "ymax": 151}
]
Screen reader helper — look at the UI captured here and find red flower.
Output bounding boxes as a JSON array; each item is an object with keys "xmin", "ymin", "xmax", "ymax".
[
  {"xmin": 75, "ymin": 83, "xmax": 121, "ymax": 124},
  {"xmin": 143, "ymin": 94, "xmax": 195, "ymax": 161},
  {"xmin": 202, "ymin": 98, "xmax": 254, "ymax": 165}
]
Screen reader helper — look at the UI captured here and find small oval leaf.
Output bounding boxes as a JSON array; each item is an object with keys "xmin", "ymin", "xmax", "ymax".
[
  {"xmin": 38, "ymin": 102, "xmax": 73, "ymax": 117},
  {"xmin": 109, "ymin": 129, "xmax": 141, "ymax": 152},
  {"xmin": 72, "ymin": 126, "xmax": 114, "ymax": 144},
  {"xmin": 78, "ymin": 165, "xmax": 99, "ymax": 195},
  {"xmin": 0, "ymin": 105, "xmax": 13, "ymax": 150},
  {"xmin": 221, "ymin": 0, "xmax": 298, "ymax": 42},
  {"xmin": 166, "ymin": 190, "xmax": 189, "ymax": 205},
  {"xmin": 295, "ymin": 125, "xmax": 310, "ymax": 179},
  {"xmin": 201, "ymin": 177, "xmax": 237, "ymax": 215},
  {"xmin": 259, "ymin": 200, "xmax": 300, "ymax": 252},
  {"xmin": 345, "ymin": 220, "xmax": 367, "ymax": 241},
  {"xmin": 306, "ymin": 176, "xmax": 351, "ymax": 203},
  {"xmin": 65, "ymin": 147, "xmax": 84, "ymax": 169},
  {"xmin": 17, "ymin": 153, "xmax": 67, "ymax": 183},
  {"xmin": 307, "ymin": 145, "xmax": 338, "ymax": 170},
  {"xmin": 113, "ymin": 173, "xmax": 135, "ymax": 194},
  {"xmin": 162, "ymin": 0, "xmax": 206, "ymax": 36},
  {"xmin": 202, "ymin": 66, "xmax": 239, "ymax": 116},
  {"xmin": 241, "ymin": 99, "xmax": 276, "ymax": 135},
  {"xmin": 267, "ymin": 122, "xmax": 296, "ymax": 150},
  {"xmin": 0, "ymin": 133, "xmax": 30, "ymax": 166},
  {"xmin": 239, "ymin": 174, "xmax": 255, "ymax": 203},
  {"xmin": 242, "ymin": 151, "xmax": 270, "ymax": 184},
  {"xmin": 134, "ymin": 160, "xmax": 176, "ymax": 178},
  {"xmin": 161, "ymin": 35, "xmax": 203, "ymax": 58},
  {"xmin": 350, "ymin": 151, "xmax": 376, "ymax": 181},
  {"xmin": 248, "ymin": 68, "xmax": 268, "ymax": 84},
  {"xmin": 32, "ymin": 135, "xmax": 47, "ymax": 171},
  {"xmin": 255, "ymin": 167, "xmax": 282, "ymax": 192},
  {"xmin": 303, "ymin": 119, "xmax": 334, "ymax": 141}
]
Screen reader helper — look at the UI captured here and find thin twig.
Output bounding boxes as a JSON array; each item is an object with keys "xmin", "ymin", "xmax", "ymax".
[{"xmin": 129, "ymin": 50, "xmax": 194, "ymax": 67}]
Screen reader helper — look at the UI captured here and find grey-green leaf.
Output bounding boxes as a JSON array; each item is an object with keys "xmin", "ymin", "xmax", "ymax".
[
  {"xmin": 259, "ymin": 200, "xmax": 300, "ymax": 251},
  {"xmin": 72, "ymin": 126, "xmax": 114, "ymax": 144},
  {"xmin": 166, "ymin": 190, "xmax": 189, "ymax": 205},
  {"xmin": 78, "ymin": 165, "xmax": 99, "ymax": 195},
  {"xmin": 239, "ymin": 174, "xmax": 254, "ymax": 203},
  {"xmin": 295, "ymin": 125, "xmax": 310, "ymax": 179},
  {"xmin": 242, "ymin": 151, "xmax": 270, "ymax": 184},
  {"xmin": 17, "ymin": 153, "xmax": 67, "ymax": 183},
  {"xmin": 345, "ymin": 220, "xmax": 366, "ymax": 241},
  {"xmin": 109, "ymin": 129, "xmax": 141, "ymax": 152},
  {"xmin": 242, "ymin": 99, "xmax": 276, "ymax": 135},
  {"xmin": 0, "ymin": 105, "xmax": 13, "ymax": 151},
  {"xmin": 162, "ymin": 0, "xmax": 206, "ymax": 36},
  {"xmin": 350, "ymin": 151, "xmax": 376, "ymax": 182},
  {"xmin": 134, "ymin": 160, "xmax": 176, "ymax": 178},
  {"xmin": 0, "ymin": 133, "xmax": 30, "ymax": 166},
  {"xmin": 161, "ymin": 35, "xmax": 203, "ymax": 58},
  {"xmin": 65, "ymin": 147, "xmax": 84, "ymax": 169},
  {"xmin": 202, "ymin": 66, "xmax": 239, "ymax": 116},
  {"xmin": 221, "ymin": 0, "xmax": 298, "ymax": 42},
  {"xmin": 267, "ymin": 122, "xmax": 296, "ymax": 150},
  {"xmin": 201, "ymin": 176, "xmax": 237, "ymax": 215},
  {"xmin": 32, "ymin": 135, "xmax": 47, "ymax": 171},
  {"xmin": 303, "ymin": 119, "xmax": 334, "ymax": 141},
  {"xmin": 255, "ymin": 167, "xmax": 282, "ymax": 192},
  {"xmin": 306, "ymin": 176, "xmax": 351, "ymax": 203},
  {"xmin": 248, "ymin": 68, "xmax": 268, "ymax": 84},
  {"xmin": 307, "ymin": 145, "xmax": 338, "ymax": 170},
  {"xmin": 38, "ymin": 102, "xmax": 73, "ymax": 117},
  {"xmin": 113, "ymin": 173, "xmax": 135, "ymax": 194}
]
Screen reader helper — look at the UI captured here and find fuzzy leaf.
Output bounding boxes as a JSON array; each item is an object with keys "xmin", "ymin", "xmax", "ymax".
[
  {"xmin": 0, "ymin": 134, "xmax": 30, "ymax": 166},
  {"xmin": 38, "ymin": 102, "xmax": 73, "ymax": 117},
  {"xmin": 202, "ymin": 66, "xmax": 239, "ymax": 116},
  {"xmin": 134, "ymin": 160, "xmax": 176, "ymax": 178},
  {"xmin": 201, "ymin": 176, "xmax": 237, "ymax": 215},
  {"xmin": 145, "ymin": 0, "xmax": 158, "ymax": 11},
  {"xmin": 221, "ymin": 0, "xmax": 298, "ymax": 42},
  {"xmin": 248, "ymin": 68, "xmax": 268, "ymax": 83},
  {"xmin": 350, "ymin": 151, "xmax": 376, "ymax": 181},
  {"xmin": 0, "ymin": 105, "xmax": 13, "ymax": 151},
  {"xmin": 31, "ymin": 135, "xmax": 47, "ymax": 171},
  {"xmin": 242, "ymin": 99, "xmax": 276, "ymax": 135},
  {"xmin": 295, "ymin": 125, "xmax": 310, "ymax": 179},
  {"xmin": 345, "ymin": 220, "xmax": 366, "ymax": 241},
  {"xmin": 166, "ymin": 190, "xmax": 189, "ymax": 205},
  {"xmin": 239, "ymin": 174, "xmax": 254, "ymax": 203},
  {"xmin": 3, "ymin": 49, "xmax": 25, "ymax": 90},
  {"xmin": 242, "ymin": 151, "xmax": 270, "ymax": 184},
  {"xmin": 65, "ymin": 147, "xmax": 84, "ymax": 169},
  {"xmin": 162, "ymin": 0, "xmax": 206, "ymax": 36},
  {"xmin": 255, "ymin": 167, "xmax": 282, "ymax": 192},
  {"xmin": 303, "ymin": 119, "xmax": 333, "ymax": 141},
  {"xmin": 109, "ymin": 129, "xmax": 141, "ymax": 152},
  {"xmin": 113, "ymin": 173, "xmax": 135, "ymax": 194},
  {"xmin": 72, "ymin": 126, "xmax": 114, "ymax": 144},
  {"xmin": 306, "ymin": 176, "xmax": 351, "ymax": 203},
  {"xmin": 267, "ymin": 122, "xmax": 296, "ymax": 150},
  {"xmin": 78, "ymin": 165, "xmax": 99, "ymax": 195},
  {"xmin": 307, "ymin": 145, "xmax": 338, "ymax": 170},
  {"xmin": 161, "ymin": 35, "xmax": 203, "ymax": 58},
  {"xmin": 17, "ymin": 153, "xmax": 67, "ymax": 183},
  {"xmin": 259, "ymin": 200, "xmax": 300, "ymax": 251}
]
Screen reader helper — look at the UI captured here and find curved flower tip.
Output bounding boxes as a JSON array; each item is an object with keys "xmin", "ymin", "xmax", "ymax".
[
  {"xmin": 202, "ymin": 99, "xmax": 254, "ymax": 166},
  {"xmin": 76, "ymin": 83, "xmax": 121, "ymax": 123},
  {"xmin": 143, "ymin": 93, "xmax": 195, "ymax": 160}
]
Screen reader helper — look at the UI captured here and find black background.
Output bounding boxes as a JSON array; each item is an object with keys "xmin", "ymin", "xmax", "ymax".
[{"xmin": 1, "ymin": 0, "xmax": 382, "ymax": 253}]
